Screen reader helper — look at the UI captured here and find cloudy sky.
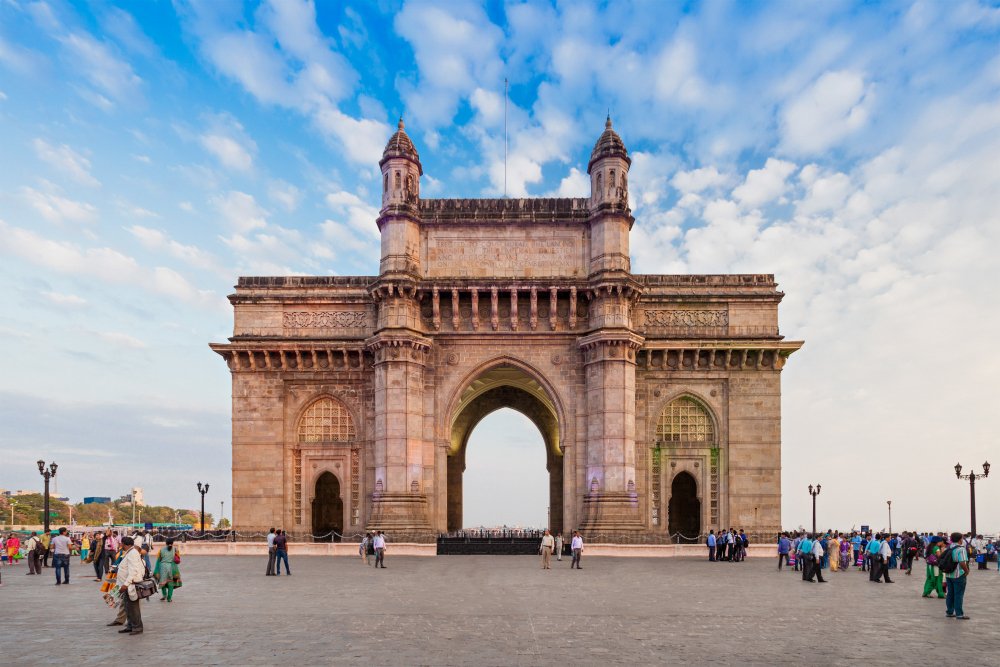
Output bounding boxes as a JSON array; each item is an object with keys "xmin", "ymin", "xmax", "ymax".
[{"xmin": 1, "ymin": 0, "xmax": 998, "ymax": 533}]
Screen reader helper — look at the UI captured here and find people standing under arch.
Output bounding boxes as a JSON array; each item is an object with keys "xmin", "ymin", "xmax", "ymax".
[{"xmin": 555, "ymin": 532, "xmax": 564, "ymax": 562}]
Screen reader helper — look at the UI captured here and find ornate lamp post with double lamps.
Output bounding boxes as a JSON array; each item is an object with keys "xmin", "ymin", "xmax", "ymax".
[
  {"xmin": 197, "ymin": 482, "xmax": 210, "ymax": 535},
  {"xmin": 37, "ymin": 460, "xmax": 58, "ymax": 533},
  {"xmin": 954, "ymin": 462, "xmax": 990, "ymax": 535},
  {"xmin": 808, "ymin": 484, "xmax": 821, "ymax": 535}
]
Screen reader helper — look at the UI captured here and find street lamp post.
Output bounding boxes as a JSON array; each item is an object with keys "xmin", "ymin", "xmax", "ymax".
[
  {"xmin": 220, "ymin": 501, "xmax": 224, "ymax": 529},
  {"xmin": 808, "ymin": 484, "xmax": 821, "ymax": 535},
  {"xmin": 37, "ymin": 460, "xmax": 58, "ymax": 534},
  {"xmin": 10, "ymin": 500, "xmax": 17, "ymax": 525},
  {"xmin": 887, "ymin": 500, "xmax": 892, "ymax": 534},
  {"xmin": 197, "ymin": 482, "xmax": 210, "ymax": 534},
  {"xmin": 955, "ymin": 461, "xmax": 990, "ymax": 535}
]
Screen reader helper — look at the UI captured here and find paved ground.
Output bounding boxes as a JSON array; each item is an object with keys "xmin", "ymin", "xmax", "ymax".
[{"xmin": 2, "ymin": 555, "xmax": 998, "ymax": 665}]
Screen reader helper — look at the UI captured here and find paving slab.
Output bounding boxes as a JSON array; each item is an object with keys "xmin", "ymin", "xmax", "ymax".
[{"xmin": 2, "ymin": 555, "xmax": 997, "ymax": 665}]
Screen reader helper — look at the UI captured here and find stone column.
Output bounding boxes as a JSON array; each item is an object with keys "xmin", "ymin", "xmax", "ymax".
[
  {"xmin": 367, "ymin": 334, "xmax": 433, "ymax": 536},
  {"xmin": 578, "ymin": 327, "xmax": 645, "ymax": 535}
]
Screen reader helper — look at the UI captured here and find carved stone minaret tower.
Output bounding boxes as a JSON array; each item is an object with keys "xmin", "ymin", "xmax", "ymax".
[
  {"xmin": 367, "ymin": 119, "xmax": 433, "ymax": 536},
  {"xmin": 580, "ymin": 116, "xmax": 645, "ymax": 534}
]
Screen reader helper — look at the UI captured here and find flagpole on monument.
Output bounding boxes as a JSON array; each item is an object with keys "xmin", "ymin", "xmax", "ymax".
[{"xmin": 504, "ymin": 76, "xmax": 508, "ymax": 198}]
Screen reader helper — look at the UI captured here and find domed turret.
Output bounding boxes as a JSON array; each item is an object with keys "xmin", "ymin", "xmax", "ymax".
[
  {"xmin": 588, "ymin": 116, "xmax": 630, "ymax": 209},
  {"xmin": 587, "ymin": 115, "xmax": 630, "ymax": 173},
  {"xmin": 380, "ymin": 118, "xmax": 422, "ymax": 209}
]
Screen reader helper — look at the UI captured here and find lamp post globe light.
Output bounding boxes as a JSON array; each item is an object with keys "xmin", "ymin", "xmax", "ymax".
[
  {"xmin": 37, "ymin": 460, "xmax": 58, "ymax": 534},
  {"xmin": 808, "ymin": 484, "xmax": 821, "ymax": 535},
  {"xmin": 954, "ymin": 461, "xmax": 990, "ymax": 535},
  {"xmin": 197, "ymin": 482, "xmax": 210, "ymax": 535}
]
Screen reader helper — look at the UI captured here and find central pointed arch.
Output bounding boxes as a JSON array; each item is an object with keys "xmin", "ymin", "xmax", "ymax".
[{"xmin": 446, "ymin": 358, "xmax": 565, "ymax": 533}]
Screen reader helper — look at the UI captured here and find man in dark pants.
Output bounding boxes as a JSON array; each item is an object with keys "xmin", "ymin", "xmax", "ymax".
[
  {"xmin": 116, "ymin": 537, "xmax": 144, "ymax": 635},
  {"xmin": 805, "ymin": 534, "xmax": 827, "ymax": 583},
  {"xmin": 875, "ymin": 535, "xmax": 894, "ymax": 583},
  {"xmin": 798, "ymin": 534, "xmax": 814, "ymax": 581},
  {"xmin": 265, "ymin": 527, "xmax": 277, "ymax": 576}
]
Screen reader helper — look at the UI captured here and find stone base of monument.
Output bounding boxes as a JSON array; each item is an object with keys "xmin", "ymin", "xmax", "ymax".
[{"xmin": 174, "ymin": 542, "xmax": 778, "ymax": 558}]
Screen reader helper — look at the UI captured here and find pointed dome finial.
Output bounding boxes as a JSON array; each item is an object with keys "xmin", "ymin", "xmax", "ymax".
[
  {"xmin": 588, "ymin": 114, "xmax": 630, "ymax": 174},
  {"xmin": 606, "ymin": 112, "xmax": 612, "ymax": 129},
  {"xmin": 398, "ymin": 117, "xmax": 405, "ymax": 131}
]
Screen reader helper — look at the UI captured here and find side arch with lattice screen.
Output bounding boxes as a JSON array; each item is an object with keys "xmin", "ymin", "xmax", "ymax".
[
  {"xmin": 655, "ymin": 396, "xmax": 715, "ymax": 443},
  {"xmin": 297, "ymin": 397, "xmax": 356, "ymax": 443}
]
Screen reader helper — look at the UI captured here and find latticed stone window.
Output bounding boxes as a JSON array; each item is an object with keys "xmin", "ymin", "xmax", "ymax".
[
  {"xmin": 656, "ymin": 397, "xmax": 714, "ymax": 443},
  {"xmin": 298, "ymin": 397, "xmax": 356, "ymax": 442}
]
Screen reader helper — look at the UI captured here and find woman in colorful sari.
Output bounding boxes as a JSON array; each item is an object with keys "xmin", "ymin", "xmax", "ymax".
[
  {"xmin": 5, "ymin": 533, "xmax": 20, "ymax": 565},
  {"xmin": 840, "ymin": 535, "xmax": 851, "ymax": 570},
  {"xmin": 922, "ymin": 536, "xmax": 945, "ymax": 598},
  {"xmin": 153, "ymin": 538, "xmax": 182, "ymax": 602},
  {"xmin": 829, "ymin": 535, "xmax": 840, "ymax": 572}
]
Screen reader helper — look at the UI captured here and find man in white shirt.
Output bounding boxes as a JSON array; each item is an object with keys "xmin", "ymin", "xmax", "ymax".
[
  {"xmin": 539, "ymin": 530, "xmax": 554, "ymax": 569},
  {"xmin": 876, "ymin": 535, "xmax": 894, "ymax": 583},
  {"xmin": 51, "ymin": 527, "xmax": 72, "ymax": 585},
  {"xmin": 116, "ymin": 537, "xmax": 145, "ymax": 635},
  {"xmin": 265, "ymin": 527, "xmax": 277, "ymax": 576},
  {"xmin": 373, "ymin": 531, "xmax": 387, "ymax": 569},
  {"xmin": 806, "ymin": 534, "xmax": 827, "ymax": 583},
  {"xmin": 570, "ymin": 531, "xmax": 584, "ymax": 569}
]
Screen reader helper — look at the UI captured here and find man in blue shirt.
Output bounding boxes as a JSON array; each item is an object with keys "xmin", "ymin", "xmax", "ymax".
[
  {"xmin": 707, "ymin": 530, "xmax": 717, "ymax": 561},
  {"xmin": 798, "ymin": 534, "xmax": 814, "ymax": 581},
  {"xmin": 777, "ymin": 533, "xmax": 791, "ymax": 570},
  {"xmin": 945, "ymin": 531, "xmax": 971, "ymax": 619}
]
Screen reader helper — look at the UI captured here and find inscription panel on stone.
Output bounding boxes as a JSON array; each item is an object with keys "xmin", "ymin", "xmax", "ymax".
[
  {"xmin": 643, "ymin": 309, "xmax": 728, "ymax": 327},
  {"xmin": 423, "ymin": 230, "xmax": 585, "ymax": 278},
  {"xmin": 282, "ymin": 311, "xmax": 369, "ymax": 336}
]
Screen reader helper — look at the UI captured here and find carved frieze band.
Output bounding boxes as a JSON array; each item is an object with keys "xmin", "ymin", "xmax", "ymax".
[
  {"xmin": 283, "ymin": 311, "xmax": 367, "ymax": 328},
  {"xmin": 644, "ymin": 309, "xmax": 728, "ymax": 327}
]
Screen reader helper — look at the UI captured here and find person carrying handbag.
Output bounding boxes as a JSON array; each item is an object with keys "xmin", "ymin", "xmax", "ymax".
[
  {"xmin": 115, "ymin": 537, "xmax": 145, "ymax": 635},
  {"xmin": 152, "ymin": 538, "xmax": 182, "ymax": 602}
]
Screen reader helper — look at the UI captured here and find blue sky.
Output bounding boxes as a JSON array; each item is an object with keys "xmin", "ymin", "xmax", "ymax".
[{"xmin": 1, "ymin": 0, "xmax": 999, "ymax": 532}]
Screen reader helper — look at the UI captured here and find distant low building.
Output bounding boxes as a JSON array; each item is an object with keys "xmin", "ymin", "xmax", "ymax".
[{"xmin": 84, "ymin": 496, "xmax": 112, "ymax": 505}]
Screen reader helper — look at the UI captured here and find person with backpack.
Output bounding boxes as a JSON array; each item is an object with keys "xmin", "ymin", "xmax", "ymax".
[
  {"xmin": 922, "ymin": 536, "xmax": 945, "ymax": 598},
  {"xmin": 940, "ymin": 532, "xmax": 971, "ymax": 619}
]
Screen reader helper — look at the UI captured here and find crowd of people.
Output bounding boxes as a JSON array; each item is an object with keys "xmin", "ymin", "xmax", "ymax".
[
  {"xmin": 769, "ymin": 530, "xmax": 999, "ymax": 620},
  {"xmin": 1, "ymin": 527, "xmax": 183, "ymax": 635}
]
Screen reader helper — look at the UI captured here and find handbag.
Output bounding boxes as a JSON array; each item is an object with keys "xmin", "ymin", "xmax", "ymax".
[
  {"xmin": 174, "ymin": 551, "xmax": 181, "ymax": 564},
  {"xmin": 134, "ymin": 578, "xmax": 158, "ymax": 600}
]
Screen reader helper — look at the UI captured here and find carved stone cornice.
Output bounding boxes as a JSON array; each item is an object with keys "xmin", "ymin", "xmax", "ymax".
[
  {"xmin": 369, "ymin": 279, "xmax": 419, "ymax": 302},
  {"xmin": 209, "ymin": 342, "xmax": 368, "ymax": 373},
  {"xmin": 638, "ymin": 340, "xmax": 804, "ymax": 371}
]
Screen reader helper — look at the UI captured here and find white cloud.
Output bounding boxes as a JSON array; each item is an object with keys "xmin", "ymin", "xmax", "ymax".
[
  {"xmin": 551, "ymin": 167, "xmax": 589, "ymax": 197},
  {"xmin": 200, "ymin": 133, "xmax": 254, "ymax": 171},
  {"xmin": 782, "ymin": 70, "xmax": 873, "ymax": 154},
  {"xmin": 59, "ymin": 32, "xmax": 143, "ymax": 106},
  {"xmin": 0, "ymin": 221, "xmax": 223, "ymax": 310},
  {"xmin": 672, "ymin": 166, "xmax": 728, "ymax": 194},
  {"xmin": 127, "ymin": 225, "xmax": 221, "ymax": 274},
  {"xmin": 212, "ymin": 191, "xmax": 268, "ymax": 233},
  {"xmin": 394, "ymin": 1, "xmax": 505, "ymax": 126},
  {"xmin": 268, "ymin": 180, "xmax": 302, "ymax": 212},
  {"xmin": 324, "ymin": 190, "xmax": 379, "ymax": 239},
  {"xmin": 22, "ymin": 186, "xmax": 98, "ymax": 224},
  {"xmin": 41, "ymin": 291, "xmax": 88, "ymax": 307},
  {"xmin": 97, "ymin": 331, "xmax": 147, "ymax": 349},
  {"xmin": 732, "ymin": 158, "xmax": 797, "ymax": 209},
  {"xmin": 33, "ymin": 139, "xmax": 101, "ymax": 187}
]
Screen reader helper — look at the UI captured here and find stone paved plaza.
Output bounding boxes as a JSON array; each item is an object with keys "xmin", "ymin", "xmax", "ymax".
[{"xmin": 3, "ymin": 555, "xmax": 998, "ymax": 665}]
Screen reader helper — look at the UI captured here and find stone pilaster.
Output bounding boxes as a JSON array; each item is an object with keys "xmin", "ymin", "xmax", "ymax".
[{"xmin": 578, "ymin": 330, "xmax": 645, "ymax": 534}]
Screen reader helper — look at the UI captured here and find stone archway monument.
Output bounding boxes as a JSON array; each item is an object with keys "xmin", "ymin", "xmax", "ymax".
[{"xmin": 211, "ymin": 118, "xmax": 803, "ymax": 541}]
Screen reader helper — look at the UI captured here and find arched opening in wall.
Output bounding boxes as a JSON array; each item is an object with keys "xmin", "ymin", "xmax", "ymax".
[
  {"xmin": 668, "ymin": 472, "xmax": 700, "ymax": 541},
  {"xmin": 448, "ymin": 364, "xmax": 563, "ymax": 534},
  {"xmin": 312, "ymin": 472, "xmax": 343, "ymax": 543},
  {"xmin": 462, "ymin": 409, "xmax": 549, "ymax": 529}
]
